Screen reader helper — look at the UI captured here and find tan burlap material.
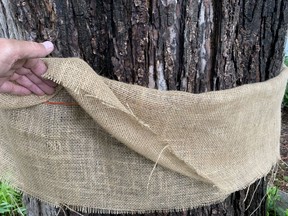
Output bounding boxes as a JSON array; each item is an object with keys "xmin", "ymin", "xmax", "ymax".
[{"xmin": 0, "ymin": 58, "xmax": 287, "ymax": 213}]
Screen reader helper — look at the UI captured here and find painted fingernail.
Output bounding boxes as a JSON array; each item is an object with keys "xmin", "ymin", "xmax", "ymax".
[{"xmin": 42, "ymin": 41, "xmax": 54, "ymax": 51}]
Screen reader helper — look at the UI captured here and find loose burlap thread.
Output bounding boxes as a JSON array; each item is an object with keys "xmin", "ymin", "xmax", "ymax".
[{"xmin": 0, "ymin": 58, "xmax": 287, "ymax": 213}]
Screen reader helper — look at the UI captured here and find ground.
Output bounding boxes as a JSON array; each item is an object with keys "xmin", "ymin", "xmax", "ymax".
[{"xmin": 276, "ymin": 108, "xmax": 288, "ymax": 191}]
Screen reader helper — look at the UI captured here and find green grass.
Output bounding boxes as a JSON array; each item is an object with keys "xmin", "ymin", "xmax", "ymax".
[
  {"xmin": 0, "ymin": 182, "xmax": 26, "ymax": 216},
  {"xmin": 266, "ymin": 186, "xmax": 288, "ymax": 216},
  {"xmin": 285, "ymin": 56, "xmax": 288, "ymax": 67},
  {"xmin": 266, "ymin": 186, "xmax": 280, "ymax": 216}
]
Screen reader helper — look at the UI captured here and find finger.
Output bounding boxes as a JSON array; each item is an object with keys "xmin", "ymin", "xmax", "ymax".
[
  {"xmin": 13, "ymin": 69, "xmax": 56, "ymax": 94},
  {"xmin": 0, "ymin": 75, "xmax": 12, "ymax": 87},
  {"xmin": 10, "ymin": 73, "xmax": 45, "ymax": 95},
  {"xmin": 12, "ymin": 74, "xmax": 45, "ymax": 96},
  {"xmin": 10, "ymin": 59, "xmax": 26, "ymax": 70},
  {"xmin": 42, "ymin": 78, "xmax": 58, "ymax": 88},
  {"xmin": 22, "ymin": 58, "xmax": 46, "ymax": 75},
  {"xmin": 17, "ymin": 59, "xmax": 57, "ymax": 87},
  {"xmin": 17, "ymin": 40, "xmax": 54, "ymax": 59},
  {"xmin": 0, "ymin": 81, "xmax": 31, "ymax": 95},
  {"xmin": 23, "ymin": 58, "xmax": 57, "ymax": 87},
  {"xmin": 0, "ymin": 39, "xmax": 54, "ymax": 60}
]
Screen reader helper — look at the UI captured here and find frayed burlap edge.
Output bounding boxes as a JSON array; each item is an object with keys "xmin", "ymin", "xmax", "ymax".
[{"xmin": 0, "ymin": 167, "xmax": 274, "ymax": 214}]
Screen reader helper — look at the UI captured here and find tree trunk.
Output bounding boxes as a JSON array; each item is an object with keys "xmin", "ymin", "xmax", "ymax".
[{"xmin": 1, "ymin": 0, "xmax": 287, "ymax": 215}]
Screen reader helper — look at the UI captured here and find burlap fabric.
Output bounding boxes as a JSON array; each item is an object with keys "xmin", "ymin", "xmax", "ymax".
[{"xmin": 0, "ymin": 58, "xmax": 287, "ymax": 213}]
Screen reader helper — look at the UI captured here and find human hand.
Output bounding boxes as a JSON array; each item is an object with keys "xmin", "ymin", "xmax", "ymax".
[{"xmin": 0, "ymin": 38, "xmax": 57, "ymax": 96}]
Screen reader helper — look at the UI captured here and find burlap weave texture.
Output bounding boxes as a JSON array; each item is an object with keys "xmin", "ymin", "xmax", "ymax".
[{"xmin": 0, "ymin": 58, "xmax": 287, "ymax": 213}]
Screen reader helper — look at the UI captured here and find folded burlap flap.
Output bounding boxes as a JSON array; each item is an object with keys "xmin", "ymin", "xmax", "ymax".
[{"xmin": 0, "ymin": 58, "xmax": 287, "ymax": 213}]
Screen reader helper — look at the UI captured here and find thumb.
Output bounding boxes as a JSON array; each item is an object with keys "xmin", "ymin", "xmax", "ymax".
[
  {"xmin": 41, "ymin": 41, "xmax": 54, "ymax": 54},
  {"xmin": 16, "ymin": 40, "xmax": 54, "ymax": 59}
]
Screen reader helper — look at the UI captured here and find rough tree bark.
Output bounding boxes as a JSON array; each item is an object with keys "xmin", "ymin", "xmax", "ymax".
[{"xmin": 0, "ymin": 0, "xmax": 288, "ymax": 215}]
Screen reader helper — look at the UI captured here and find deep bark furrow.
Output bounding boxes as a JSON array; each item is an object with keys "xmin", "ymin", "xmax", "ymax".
[
  {"xmin": 177, "ymin": 0, "xmax": 187, "ymax": 91},
  {"xmin": 163, "ymin": 1, "xmax": 178, "ymax": 90},
  {"xmin": 131, "ymin": 0, "xmax": 149, "ymax": 86},
  {"xmin": 92, "ymin": 1, "xmax": 116, "ymax": 79},
  {"xmin": 0, "ymin": 1, "xmax": 8, "ymax": 37},
  {"xmin": 182, "ymin": 0, "xmax": 199, "ymax": 92},
  {"xmin": 71, "ymin": 0, "xmax": 93, "ymax": 65}
]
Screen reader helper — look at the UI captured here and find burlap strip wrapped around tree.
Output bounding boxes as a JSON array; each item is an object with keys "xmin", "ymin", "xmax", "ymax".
[{"xmin": 0, "ymin": 58, "xmax": 287, "ymax": 213}]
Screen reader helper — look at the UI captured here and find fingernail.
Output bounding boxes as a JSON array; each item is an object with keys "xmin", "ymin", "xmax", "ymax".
[{"xmin": 42, "ymin": 41, "xmax": 54, "ymax": 50}]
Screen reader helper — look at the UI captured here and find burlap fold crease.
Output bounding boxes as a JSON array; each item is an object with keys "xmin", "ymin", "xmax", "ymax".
[{"xmin": 0, "ymin": 58, "xmax": 287, "ymax": 213}]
